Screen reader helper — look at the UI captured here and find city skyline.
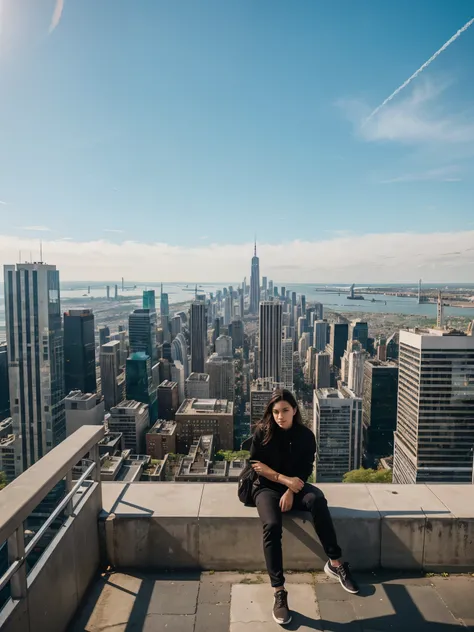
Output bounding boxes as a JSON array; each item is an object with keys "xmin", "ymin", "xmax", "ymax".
[{"xmin": 0, "ymin": 2, "xmax": 474, "ymax": 283}]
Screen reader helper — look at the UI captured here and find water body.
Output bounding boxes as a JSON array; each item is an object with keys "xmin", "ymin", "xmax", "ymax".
[{"xmin": 0, "ymin": 282, "xmax": 473, "ymax": 331}]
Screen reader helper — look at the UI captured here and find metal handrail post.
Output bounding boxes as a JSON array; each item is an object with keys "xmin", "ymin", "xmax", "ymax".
[{"xmin": 7, "ymin": 525, "xmax": 27, "ymax": 600}]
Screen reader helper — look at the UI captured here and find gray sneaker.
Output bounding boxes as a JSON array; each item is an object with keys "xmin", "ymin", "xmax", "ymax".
[{"xmin": 273, "ymin": 589, "xmax": 292, "ymax": 625}]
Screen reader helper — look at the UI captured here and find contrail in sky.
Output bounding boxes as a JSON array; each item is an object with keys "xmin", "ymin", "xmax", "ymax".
[
  {"xmin": 364, "ymin": 17, "xmax": 474, "ymax": 124},
  {"xmin": 49, "ymin": 0, "xmax": 65, "ymax": 34}
]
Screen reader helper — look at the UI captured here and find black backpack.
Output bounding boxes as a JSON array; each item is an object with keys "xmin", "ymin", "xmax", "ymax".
[{"xmin": 237, "ymin": 463, "xmax": 259, "ymax": 507}]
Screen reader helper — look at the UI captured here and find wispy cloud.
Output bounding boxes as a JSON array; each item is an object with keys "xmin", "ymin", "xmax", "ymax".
[
  {"xmin": 339, "ymin": 79, "xmax": 474, "ymax": 146},
  {"xmin": 0, "ymin": 200, "xmax": 7, "ymax": 205},
  {"xmin": 60, "ymin": 237, "xmax": 73, "ymax": 241},
  {"xmin": 365, "ymin": 17, "xmax": 474, "ymax": 123},
  {"xmin": 381, "ymin": 165, "xmax": 462, "ymax": 183},
  {"xmin": 49, "ymin": 0, "xmax": 65, "ymax": 34},
  {"xmin": 199, "ymin": 235, "xmax": 209, "ymax": 240},
  {"xmin": 2, "ymin": 232, "xmax": 474, "ymax": 283},
  {"xmin": 18, "ymin": 226, "xmax": 51, "ymax": 232},
  {"xmin": 104, "ymin": 229, "xmax": 125, "ymax": 234}
]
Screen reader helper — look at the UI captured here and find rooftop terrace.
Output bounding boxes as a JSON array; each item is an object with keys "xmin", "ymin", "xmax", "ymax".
[{"xmin": 0, "ymin": 426, "xmax": 473, "ymax": 632}]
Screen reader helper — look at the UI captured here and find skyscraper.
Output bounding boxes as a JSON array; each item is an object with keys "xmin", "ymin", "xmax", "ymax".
[
  {"xmin": 314, "ymin": 352, "xmax": 330, "ymax": 388},
  {"xmin": 224, "ymin": 295, "xmax": 232, "ymax": 326},
  {"xmin": 108, "ymin": 400, "xmax": 150, "ymax": 453},
  {"xmin": 160, "ymin": 284, "xmax": 169, "ymax": 319},
  {"xmin": 347, "ymin": 350, "xmax": 366, "ymax": 397},
  {"xmin": 99, "ymin": 325, "xmax": 110, "ymax": 347},
  {"xmin": 143, "ymin": 290, "xmax": 156, "ymax": 310},
  {"xmin": 190, "ymin": 300, "xmax": 207, "ymax": 373},
  {"xmin": 229, "ymin": 320, "xmax": 244, "ymax": 350},
  {"xmin": 4, "ymin": 262, "xmax": 65, "ymax": 475},
  {"xmin": 393, "ymin": 328, "xmax": 474, "ymax": 484},
  {"xmin": 129, "ymin": 308, "xmax": 158, "ymax": 363},
  {"xmin": 314, "ymin": 320, "xmax": 329, "ymax": 353},
  {"xmin": 314, "ymin": 302, "xmax": 323, "ymax": 321},
  {"xmin": 314, "ymin": 386, "xmax": 362, "ymax": 482},
  {"xmin": 281, "ymin": 338, "xmax": 294, "ymax": 392},
  {"xmin": 0, "ymin": 342, "xmax": 10, "ymax": 422},
  {"xmin": 206, "ymin": 353, "xmax": 235, "ymax": 401},
  {"xmin": 126, "ymin": 352, "xmax": 158, "ymax": 423},
  {"xmin": 216, "ymin": 335, "xmax": 233, "ymax": 358},
  {"xmin": 298, "ymin": 332, "xmax": 311, "ymax": 364},
  {"xmin": 329, "ymin": 323, "xmax": 349, "ymax": 369},
  {"xmin": 100, "ymin": 340, "xmax": 122, "ymax": 410},
  {"xmin": 350, "ymin": 320, "xmax": 369, "ymax": 351},
  {"xmin": 64, "ymin": 309, "xmax": 96, "ymax": 395},
  {"xmin": 259, "ymin": 301, "xmax": 282, "ymax": 382},
  {"xmin": 249, "ymin": 241, "xmax": 260, "ymax": 315},
  {"xmin": 362, "ymin": 359, "xmax": 399, "ymax": 468},
  {"xmin": 157, "ymin": 380, "xmax": 179, "ymax": 420}
]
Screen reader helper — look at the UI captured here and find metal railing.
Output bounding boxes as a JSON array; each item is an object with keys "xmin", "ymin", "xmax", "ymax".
[{"xmin": 0, "ymin": 425, "xmax": 104, "ymax": 602}]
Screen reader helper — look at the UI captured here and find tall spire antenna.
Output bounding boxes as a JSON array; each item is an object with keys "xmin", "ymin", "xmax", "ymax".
[{"xmin": 254, "ymin": 235, "xmax": 257, "ymax": 257}]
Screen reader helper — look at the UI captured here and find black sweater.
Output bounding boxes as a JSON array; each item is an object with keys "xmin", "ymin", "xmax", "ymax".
[{"xmin": 250, "ymin": 422, "xmax": 316, "ymax": 493}]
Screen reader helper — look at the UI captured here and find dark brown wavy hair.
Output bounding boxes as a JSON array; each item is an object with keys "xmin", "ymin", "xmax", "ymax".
[{"xmin": 257, "ymin": 388, "xmax": 303, "ymax": 445}]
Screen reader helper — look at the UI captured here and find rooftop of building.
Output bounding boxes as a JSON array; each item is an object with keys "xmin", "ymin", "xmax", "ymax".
[
  {"xmin": 101, "ymin": 340, "xmax": 121, "ymax": 350},
  {"xmin": 147, "ymin": 419, "xmax": 177, "ymax": 436},
  {"xmin": 98, "ymin": 432, "xmax": 123, "ymax": 447},
  {"xmin": 64, "ymin": 390, "xmax": 98, "ymax": 402},
  {"xmin": 0, "ymin": 418, "xmax": 12, "ymax": 434},
  {"xmin": 2, "ymin": 427, "xmax": 474, "ymax": 632},
  {"xmin": 158, "ymin": 380, "xmax": 178, "ymax": 389},
  {"xmin": 365, "ymin": 358, "xmax": 398, "ymax": 368},
  {"xmin": 176, "ymin": 398, "xmax": 234, "ymax": 416},
  {"xmin": 316, "ymin": 386, "xmax": 358, "ymax": 400},
  {"xmin": 175, "ymin": 434, "xmax": 245, "ymax": 479},
  {"xmin": 111, "ymin": 399, "xmax": 148, "ymax": 413},
  {"xmin": 186, "ymin": 372, "xmax": 210, "ymax": 383},
  {"xmin": 64, "ymin": 309, "xmax": 93, "ymax": 317}
]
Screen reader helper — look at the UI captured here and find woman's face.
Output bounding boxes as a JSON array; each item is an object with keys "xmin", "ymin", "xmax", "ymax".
[{"xmin": 272, "ymin": 400, "xmax": 296, "ymax": 430}]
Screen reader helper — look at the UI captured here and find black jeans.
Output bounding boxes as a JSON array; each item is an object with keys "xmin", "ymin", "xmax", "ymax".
[{"xmin": 254, "ymin": 483, "xmax": 342, "ymax": 588}]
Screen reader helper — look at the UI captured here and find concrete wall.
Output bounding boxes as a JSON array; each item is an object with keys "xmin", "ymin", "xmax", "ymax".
[
  {"xmin": 0, "ymin": 483, "xmax": 101, "ymax": 632},
  {"xmin": 101, "ymin": 482, "xmax": 474, "ymax": 573}
]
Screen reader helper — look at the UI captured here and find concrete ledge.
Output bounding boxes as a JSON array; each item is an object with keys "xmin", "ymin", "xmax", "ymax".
[{"xmin": 100, "ymin": 482, "xmax": 474, "ymax": 573}]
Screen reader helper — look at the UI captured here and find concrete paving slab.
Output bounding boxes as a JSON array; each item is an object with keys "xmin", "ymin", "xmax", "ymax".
[
  {"xmin": 140, "ymin": 614, "xmax": 196, "ymax": 631},
  {"xmin": 314, "ymin": 582, "xmax": 355, "ymax": 601},
  {"xmin": 318, "ymin": 600, "xmax": 361, "ymax": 628},
  {"xmin": 198, "ymin": 576, "xmax": 232, "ymax": 603},
  {"xmin": 230, "ymin": 583, "xmax": 320, "ymax": 626},
  {"xmin": 431, "ymin": 576, "xmax": 474, "ymax": 626},
  {"xmin": 145, "ymin": 579, "xmax": 200, "ymax": 614},
  {"xmin": 427, "ymin": 485, "xmax": 474, "ymax": 519},
  {"xmin": 102, "ymin": 482, "xmax": 204, "ymax": 517},
  {"xmin": 195, "ymin": 603, "xmax": 231, "ymax": 632}
]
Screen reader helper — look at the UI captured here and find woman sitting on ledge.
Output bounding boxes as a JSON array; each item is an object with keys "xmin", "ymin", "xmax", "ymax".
[{"xmin": 250, "ymin": 388, "xmax": 359, "ymax": 626}]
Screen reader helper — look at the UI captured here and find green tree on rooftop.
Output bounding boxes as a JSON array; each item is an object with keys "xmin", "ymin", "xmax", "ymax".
[
  {"xmin": 343, "ymin": 467, "xmax": 392, "ymax": 483},
  {"xmin": 0, "ymin": 471, "xmax": 7, "ymax": 491}
]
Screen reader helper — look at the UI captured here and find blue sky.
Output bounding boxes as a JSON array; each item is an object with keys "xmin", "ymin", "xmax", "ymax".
[{"xmin": 0, "ymin": 0, "xmax": 473, "ymax": 282}]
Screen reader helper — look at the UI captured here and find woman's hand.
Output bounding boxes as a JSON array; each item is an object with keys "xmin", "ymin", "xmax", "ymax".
[
  {"xmin": 251, "ymin": 461, "xmax": 275, "ymax": 479},
  {"xmin": 279, "ymin": 490, "xmax": 294, "ymax": 513},
  {"xmin": 286, "ymin": 477, "xmax": 304, "ymax": 494}
]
